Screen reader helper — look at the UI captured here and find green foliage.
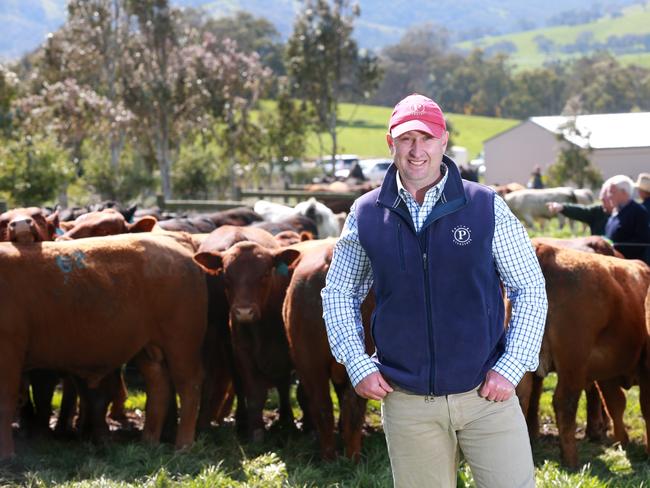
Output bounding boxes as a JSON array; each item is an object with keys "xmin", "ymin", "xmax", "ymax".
[
  {"xmin": 286, "ymin": 0, "xmax": 380, "ymax": 164},
  {"xmin": 546, "ymin": 120, "xmax": 603, "ymax": 189},
  {"xmin": 81, "ymin": 145, "xmax": 156, "ymax": 202},
  {"xmin": 172, "ymin": 139, "xmax": 230, "ymax": 200},
  {"xmin": 0, "ymin": 134, "xmax": 74, "ymax": 206}
]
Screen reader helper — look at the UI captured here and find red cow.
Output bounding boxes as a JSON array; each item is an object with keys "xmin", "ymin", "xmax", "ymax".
[
  {"xmin": 0, "ymin": 232, "xmax": 208, "ymax": 458},
  {"xmin": 517, "ymin": 243, "xmax": 650, "ymax": 467},
  {"xmin": 193, "ymin": 226, "xmax": 300, "ymax": 442},
  {"xmin": 56, "ymin": 208, "xmax": 157, "ymax": 240},
  {"xmin": 0, "ymin": 207, "xmax": 59, "ymax": 243},
  {"xmin": 282, "ymin": 238, "xmax": 374, "ymax": 461}
]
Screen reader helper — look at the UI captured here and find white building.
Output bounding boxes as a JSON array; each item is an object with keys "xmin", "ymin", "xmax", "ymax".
[{"xmin": 484, "ymin": 112, "xmax": 650, "ymax": 187}]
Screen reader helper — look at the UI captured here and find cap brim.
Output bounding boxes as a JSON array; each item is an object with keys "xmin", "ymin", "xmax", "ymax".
[{"xmin": 391, "ymin": 119, "xmax": 444, "ymax": 139}]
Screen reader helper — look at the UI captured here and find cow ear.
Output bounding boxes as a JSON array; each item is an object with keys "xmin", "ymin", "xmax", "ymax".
[
  {"xmin": 46, "ymin": 210, "xmax": 60, "ymax": 239},
  {"xmin": 273, "ymin": 248, "xmax": 301, "ymax": 276},
  {"xmin": 128, "ymin": 216, "xmax": 157, "ymax": 233},
  {"xmin": 193, "ymin": 251, "xmax": 224, "ymax": 275},
  {"xmin": 299, "ymin": 231, "xmax": 314, "ymax": 241}
]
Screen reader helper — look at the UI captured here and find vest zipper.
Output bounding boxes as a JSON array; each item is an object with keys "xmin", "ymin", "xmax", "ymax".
[
  {"xmin": 421, "ymin": 233, "xmax": 435, "ymax": 396},
  {"xmin": 397, "ymin": 222, "xmax": 406, "ymax": 271}
]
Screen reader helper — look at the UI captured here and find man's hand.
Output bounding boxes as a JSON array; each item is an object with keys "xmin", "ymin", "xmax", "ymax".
[
  {"xmin": 546, "ymin": 202, "xmax": 564, "ymax": 215},
  {"xmin": 354, "ymin": 371, "xmax": 394, "ymax": 400},
  {"xmin": 479, "ymin": 369, "xmax": 515, "ymax": 402}
]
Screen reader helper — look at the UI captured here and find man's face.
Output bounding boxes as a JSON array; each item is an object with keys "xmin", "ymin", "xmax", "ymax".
[
  {"xmin": 387, "ymin": 130, "xmax": 448, "ymax": 191},
  {"xmin": 604, "ymin": 184, "xmax": 631, "ymax": 209}
]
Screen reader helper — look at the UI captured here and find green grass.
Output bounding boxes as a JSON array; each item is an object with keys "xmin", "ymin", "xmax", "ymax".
[
  {"xmin": 306, "ymin": 102, "xmax": 519, "ymax": 160},
  {"xmin": 457, "ymin": 0, "xmax": 650, "ymax": 70},
  {"xmin": 3, "ymin": 372, "xmax": 649, "ymax": 487}
]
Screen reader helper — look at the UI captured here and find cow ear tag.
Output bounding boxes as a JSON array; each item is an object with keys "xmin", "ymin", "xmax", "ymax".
[
  {"xmin": 55, "ymin": 227, "xmax": 65, "ymax": 236},
  {"xmin": 276, "ymin": 262, "xmax": 289, "ymax": 276}
]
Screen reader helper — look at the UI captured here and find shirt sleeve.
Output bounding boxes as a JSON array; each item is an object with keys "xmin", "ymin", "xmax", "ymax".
[
  {"xmin": 321, "ymin": 201, "xmax": 378, "ymax": 387},
  {"xmin": 491, "ymin": 195, "xmax": 548, "ymax": 386}
]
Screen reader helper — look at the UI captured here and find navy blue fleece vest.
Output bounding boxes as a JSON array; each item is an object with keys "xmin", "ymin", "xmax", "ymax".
[{"xmin": 356, "ymin": 157, "xmax": 505, "ymax": 395}]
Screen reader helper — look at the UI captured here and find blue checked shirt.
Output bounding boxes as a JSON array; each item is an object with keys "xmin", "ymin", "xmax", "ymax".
[{"xmin": 321, "ymin": 164, "xmax": 548, "ymax": 389}]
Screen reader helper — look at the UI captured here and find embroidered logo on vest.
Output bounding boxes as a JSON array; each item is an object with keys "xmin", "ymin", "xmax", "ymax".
[{"xmin": 452, "ymin": 225, "xmax": 472, "ymax": 246}]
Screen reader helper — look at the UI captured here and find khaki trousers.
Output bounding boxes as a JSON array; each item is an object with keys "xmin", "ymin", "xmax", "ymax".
[{"xmin": 382, "ymin": 386, "xmax": 535, "ymax": 488}]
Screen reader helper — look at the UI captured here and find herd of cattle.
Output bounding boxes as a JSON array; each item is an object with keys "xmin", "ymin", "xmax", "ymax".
[{"xmin": 0, "ymin": 184, "xmax": 649, "ymax": 470}]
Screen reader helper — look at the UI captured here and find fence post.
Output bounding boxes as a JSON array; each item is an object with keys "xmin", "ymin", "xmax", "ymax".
[
  {"xmin": 0, "ymin": 201, "xmax": 6, "ymax": 213},
  {"xmin": 156, "ymin": 194, "xmax": 165, "ymax": 210}
]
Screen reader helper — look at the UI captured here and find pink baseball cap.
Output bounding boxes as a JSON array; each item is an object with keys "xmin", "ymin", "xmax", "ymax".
[{"xmin": 388, "ymin": 93, "xmax": 446, "ymax": 139}]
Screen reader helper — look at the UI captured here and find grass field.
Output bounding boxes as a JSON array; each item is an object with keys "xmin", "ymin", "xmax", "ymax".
[
  {"xmin": 458, "ymin": 0, "xmax": 650, "ymax": 70},
  {"xmin": 2, "ymin": 373, "xmax": 649, "ymax": 487},
  {"xmin": 306, "ymin": 103, "xmax": 519, "ymax": 160}
]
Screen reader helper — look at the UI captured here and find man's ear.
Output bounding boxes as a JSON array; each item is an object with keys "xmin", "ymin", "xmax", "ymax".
[{"xmin": 386, "ymin": 133, "xmax": 394, "ymax": 155}]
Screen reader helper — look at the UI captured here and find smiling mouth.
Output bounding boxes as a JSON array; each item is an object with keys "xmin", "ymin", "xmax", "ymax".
[{"xmin": 408, "ymin": 159, "xmax": 426, "ymax": 166}]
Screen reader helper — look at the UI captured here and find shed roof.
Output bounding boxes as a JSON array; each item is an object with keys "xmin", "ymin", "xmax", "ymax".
[{"xmin": 529, "ymin": 112, "xmax": 650, "ymax": 149}]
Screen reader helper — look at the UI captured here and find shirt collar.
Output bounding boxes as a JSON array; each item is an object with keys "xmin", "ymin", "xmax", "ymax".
[{"xmin": 396, "ymin": 162, "xmax": 449, "ymax": 205}]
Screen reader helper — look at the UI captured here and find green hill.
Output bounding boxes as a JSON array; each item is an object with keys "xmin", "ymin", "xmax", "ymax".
[
  {"xmin": 307, "ymin": 103, "xmax": 519, "ymax": 159},
  {"xmin": 458, "ymin": 0, "xmax": 650, "ymax": 70}
]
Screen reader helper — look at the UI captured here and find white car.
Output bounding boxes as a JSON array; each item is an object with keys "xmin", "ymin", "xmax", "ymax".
[
  {"xmin": 335, "ymin": 158, "xmax": 392, "ymax": 183},
  {"xmin": 360, "ymin": 158, "xmax": 392, "ymax": 183}
]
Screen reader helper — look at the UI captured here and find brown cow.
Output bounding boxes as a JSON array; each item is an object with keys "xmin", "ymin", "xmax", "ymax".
[
  {"xmin": 56, "ymin": 208, "xmax": 157, "ymax": 240},
  {"xmin": 525, "ymin": 236, "xmax": 622, "ymax": 442},
  {"xmin": 282, "ymin": 238, "xmax": 374, "ymax": 461},
  {"xmin": 517, "ymin": 243, "xmax": 650, "ymax": 467},
  {"xmin": 0, "ymin": 207, "xmax": 59, "ymax": 243},
  {"xmin": 533, "ymin": 235, "xmax": 622, "ymax": 258},
  {"xmin": 0, "ymin": 232, "xmax": 208, "ymax": 458},
  {"xmin": 193, "ymin": 226, "xmax": 300, "ymax": 442}
]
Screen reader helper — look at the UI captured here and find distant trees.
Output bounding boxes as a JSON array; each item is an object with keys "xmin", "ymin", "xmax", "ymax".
[
  {"xmin": 546, "ymin": 119, "xmax": 602, "ymax": 189},
  {"xmin": 371, "ymin": 24, "xmax": 650, "ymax": 119},
  {"xmin": 286, "ymin": 0, "xmax": 380, "ymax": 170}
]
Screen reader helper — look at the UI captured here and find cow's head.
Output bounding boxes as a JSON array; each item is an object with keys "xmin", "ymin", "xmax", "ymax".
[
  {"xmin": 0, "ymin": 207, "xmax": 59, "ymax": 243},
  {"xmin": 194, "ymin": 241, "xmax": 300, "ymax": 324},
  {"xmin": 56, "ymin": 208, "xmax": 157, "ymax": 240}
]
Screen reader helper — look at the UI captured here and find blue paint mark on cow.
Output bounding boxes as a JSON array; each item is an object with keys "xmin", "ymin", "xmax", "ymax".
[{"xmin": 56, "ymin": 251, "xmax": 87, "ymax": 283}]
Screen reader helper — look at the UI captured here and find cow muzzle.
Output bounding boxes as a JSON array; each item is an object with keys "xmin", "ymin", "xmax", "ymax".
[
  {"xmin": 9, "ymin": 218, "xmax": 36, "ymax": 243},
  {"xmin": 231, "ymin": 305, "xmax": 260, "ymax": 323}
]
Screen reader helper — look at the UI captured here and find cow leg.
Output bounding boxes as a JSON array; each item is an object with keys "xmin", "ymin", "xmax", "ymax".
[
  {"xmin": 166, "ymin": 353, "xmax": 203, "ymax": 450},
  {"xmin": 517, "ymin": 372, "xmax": 543, "ymax": 440},
  {"xmin": 107, "ymin": 369, "xmax": 128, "ymax": 424},
  {"xmin": 585, "ymin": 382, "xmax": 609, "ymax": 442},
  {"xmin": 338, "ymin": 382, "xmax": 367, "ymax": 462},
  {"xmin": 639, "ymin": 352, "xmax": 650, "ymax": 457},
  {"xmin": 75, "ymin": 377, "xmax": 111, "ymax": 443},
  {"xmin": 54, "ymin": 376, "xmax": 78, "ymax": 437},
  {"xmin": 134, "ymin": 349, "xmax": 172, "ymax": 445},
  {"xmin": 302, "ymin": 372, "xmax": 336, "ymax": 460},
  {"xmin": 296, "ymin": 382, "xmax": 313, "ymax": 433},
  {"xmin": 29, "ymin": 369, "xmax": 59, "ymax": 436},
  {"xmin": 244, "ymin": 380, "xmax": 267, "ymax": 443},
  {"xmin": 597, "ymin": 379, "xmax": 628, "ymax": 446},
  {"xmin": 0, "ymin": 360, "xmax": 22, "ymax": 459},
  {"xmin": 276, "ymin": 376, "xmax": 294, "ymax": 429},
  {"xmin": 553, "ymin": 380, "xmax": 582, "ymax": 468}
]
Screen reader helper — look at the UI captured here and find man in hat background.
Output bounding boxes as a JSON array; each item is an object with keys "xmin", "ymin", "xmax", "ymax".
[
  {"xmin": 322, "ymin": 93, "xmax": 548, "ymax": 487},
  {"xmin": 636, "ymin": 172, "xmax": 650, "ymax": 214}
]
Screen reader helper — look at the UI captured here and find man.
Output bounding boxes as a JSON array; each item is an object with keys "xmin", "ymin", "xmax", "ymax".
[
  {"xmin": 603, "ymin": 174, "xmax": 650, "ymax": 264},
  {"xmin": 546, "ymin": 185, "xmax": 615, "ymax": 236},
  {"xmin": 322, "ymin": 93, "xmax": 548, "ymax": 488},
  {"xmin": 636, "ymin": 172, "xmax": 650, "ymax": 214}
]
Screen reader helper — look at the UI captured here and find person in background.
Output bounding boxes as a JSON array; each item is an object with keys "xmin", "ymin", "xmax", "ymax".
[
  {"xmin": 603, "ymin": 174, "xmax": 650, "ymax": 264},
  {"xmin": 527, "ymin": 165, "xmax": 544, "ymax": 189},
  {"xmin": 322, "ymin": 93, "xmax": 547, "ymax": 488},
  {"xmin": 636, "ymin": 172, "xmax": 650, "ymax": 214},
  {"xmin": 546, "ymin": 184, "xmax": 614, "ymax": 236}
]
